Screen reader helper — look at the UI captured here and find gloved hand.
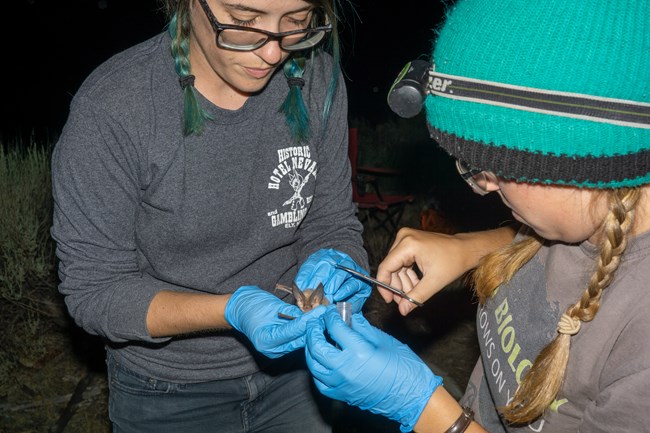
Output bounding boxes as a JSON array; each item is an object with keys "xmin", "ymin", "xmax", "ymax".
[
  {"xmin": 225, "ymin": 286, "xmax": 325, "ymax": 358},
  {"xmin": 295, "ymin": 249, "xmax": 371, "ymax": 313},
  {"xmin": 305, "ymin": 307, "xmax": 443, "ymax": 433}
]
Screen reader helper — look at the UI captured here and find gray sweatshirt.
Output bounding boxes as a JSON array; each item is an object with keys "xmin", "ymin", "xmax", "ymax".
[
  {"xmin": 462, "ymin": 229, "xmax": 650, "ymax": 432},
  {"xmin": 51, "ymin": 32, "xmax": 367, "ymax": 382}
]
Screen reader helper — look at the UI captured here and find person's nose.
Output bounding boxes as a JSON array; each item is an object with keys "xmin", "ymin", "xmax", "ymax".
[{"xmin": 255, "ymin": 39, "xmax": 284, "ymax": 66}]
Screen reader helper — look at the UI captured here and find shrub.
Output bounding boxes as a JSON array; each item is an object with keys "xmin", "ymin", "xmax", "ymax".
[{"xmin": 0, "ymin": 139, "xmax": 62, "ymax": 394}]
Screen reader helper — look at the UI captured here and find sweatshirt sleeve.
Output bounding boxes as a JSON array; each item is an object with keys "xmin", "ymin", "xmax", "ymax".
[
  {"xmin": 51, "ymin": 95, "xmax": 171, "ymax": 343},
  {"xmin": 296, "ymin": 62, "xmax": 369, "ymax": 270}
]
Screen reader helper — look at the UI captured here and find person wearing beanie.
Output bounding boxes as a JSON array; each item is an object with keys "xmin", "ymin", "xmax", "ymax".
[
  {"xmin": 304, "ymin": 0, "xmax": 650, "ymax": 432},
  {"xmin": 50, "ymin": 0, "xmax": 372, "ymax": 431}
]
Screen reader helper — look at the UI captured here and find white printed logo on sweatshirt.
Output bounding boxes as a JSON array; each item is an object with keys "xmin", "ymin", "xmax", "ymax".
[{"xmin": 266, "ymin": 145, "xmax": 317, "ymax": 228}]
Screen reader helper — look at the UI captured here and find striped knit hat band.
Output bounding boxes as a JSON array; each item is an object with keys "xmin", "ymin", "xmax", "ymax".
[{"xmin": 424, "ymin": 0, "xmax": 650, "ymax": 188}]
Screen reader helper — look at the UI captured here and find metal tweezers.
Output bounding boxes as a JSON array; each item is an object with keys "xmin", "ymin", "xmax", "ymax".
[{"xmin": 336, "ymin": 264, "xmax": 424, "ymax": 308}]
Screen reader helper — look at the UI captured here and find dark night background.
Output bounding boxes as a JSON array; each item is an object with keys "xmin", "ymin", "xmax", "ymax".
[
  {"xmin": 2, "ymin": 5, "xmax": 511, "ymax": 430},
  {"xmin": 4, "ymin": 0, "xmax": 446, "ymax": 142}
]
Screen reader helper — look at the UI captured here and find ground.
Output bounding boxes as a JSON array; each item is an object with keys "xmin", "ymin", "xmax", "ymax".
[{"xmin": 1, "ymin": 199, "xmax": 482, "ymax": 433}]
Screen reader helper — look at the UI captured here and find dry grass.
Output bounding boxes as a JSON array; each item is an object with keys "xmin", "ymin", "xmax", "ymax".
[{"xmin": 0, "ymin": 143, "xmax": 65, "ymax": 402}]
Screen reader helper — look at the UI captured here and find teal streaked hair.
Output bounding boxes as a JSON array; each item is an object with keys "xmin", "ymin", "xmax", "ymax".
[
  {"xmin": 281, "ymin": 57, "xmax": 310, "ymax": 142},
  {"xmin": 166, "ymin": 0, "xmax": 343, "ymax": 141},
  {"xmin": 280, "ymin": 28, "xmax": 341, "ymax": 143},
  {"xmin": 320, "ymin": 18, "xmax": 341, "ymax": 141},
  {"xmin": 168, "ymin": 13, "xmax": 213, "ymax": 136}
]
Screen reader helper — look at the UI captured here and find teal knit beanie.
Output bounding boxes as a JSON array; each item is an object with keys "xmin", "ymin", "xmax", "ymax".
[{"xmin": 424, "ymin": 0, "xmax": 650, "ymax": 188}]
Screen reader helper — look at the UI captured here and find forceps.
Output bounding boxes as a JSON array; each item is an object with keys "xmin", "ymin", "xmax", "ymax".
[{"xmin": 336, "ymin": 264, "xmax": 424, "ymax": 308}]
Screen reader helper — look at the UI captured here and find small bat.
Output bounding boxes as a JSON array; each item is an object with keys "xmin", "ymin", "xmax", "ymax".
[{"xmin": 275, "ymin": 281, "xmax": 329, "ymax": 319}]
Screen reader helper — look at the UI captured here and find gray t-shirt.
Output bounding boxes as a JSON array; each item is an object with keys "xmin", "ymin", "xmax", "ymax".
[
  {"xmin": 51, "ymin": 32, "xmax": 367, "ymax": 382},
  {"xmin": 461, "ymin": 228, "xmax": 650, "ymax": 432}
]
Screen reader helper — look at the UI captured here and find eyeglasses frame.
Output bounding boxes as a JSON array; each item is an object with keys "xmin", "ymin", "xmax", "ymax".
[
  {"xmin": 455, "ymin": 160, "xmax": 498, "ymax": 196},
  {"xmin": 197, "ymin": 0, "xmax": 332, "ymax": 52}
]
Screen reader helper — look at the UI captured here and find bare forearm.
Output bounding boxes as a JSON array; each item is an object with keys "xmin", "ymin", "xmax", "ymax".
[
  {"xmin": 146, "ymin": 290, "xmax": 232, "ymax": 337},
  {"xmin": 414, "ymin": 387, "xmax": 487, "ymax": 433},
  {"xmin": 454, "ymin": 224, "xmax": 518, "ymax": 271}
]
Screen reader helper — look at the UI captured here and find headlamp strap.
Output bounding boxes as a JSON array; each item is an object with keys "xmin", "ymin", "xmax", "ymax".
[{"xmin": 427, "ymin": 64, "xmax": 650, "ymax": 129}]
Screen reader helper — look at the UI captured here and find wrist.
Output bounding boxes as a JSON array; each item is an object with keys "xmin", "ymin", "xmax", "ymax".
[
  {"xmin": 443, "ymin": 406, "xmax": 473, "ymax": 433},
  {"xmin": 399, "ymin": 371, "xmax": 443, "ymax": 433},
  {"xmin": 412, "ymin": 387, "xmax": 475, "ymax": 433},
  {"xmin": 223, "ymin": 293, "xmax": 234, "ymax": 328},
  {"xmin": 455, "ymin": 226, "xmax": 516, "ymax": 270}
]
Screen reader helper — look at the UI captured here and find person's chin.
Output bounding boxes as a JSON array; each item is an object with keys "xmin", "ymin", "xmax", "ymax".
[
  {"xmin": 512, "ymin": 213, "xmax": 549, "ymax": 239},
  {"xmin": 238, "ymin": 74, "xmax": 275, "ymax": 95},
  {"xmin": 511, "ymin": 210, "xmax": 524, "ymax": 224}
]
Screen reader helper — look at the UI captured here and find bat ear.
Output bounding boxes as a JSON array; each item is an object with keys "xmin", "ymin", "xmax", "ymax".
[
  {"xmin": 311, "ymin": 283, "xmax": 325, "ymax": 304},
  {"xmin": 292, "ymin": 284, "xmax": 307, "ymax": 304}
]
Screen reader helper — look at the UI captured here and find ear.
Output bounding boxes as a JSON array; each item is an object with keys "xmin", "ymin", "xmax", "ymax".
[
  {"xmin": 292, "ymin": 284, "xmax": 307, "ymax": 305},
  {"xmin": 310, "ymin": 283, "xmax": 325, "ymax": 305}
]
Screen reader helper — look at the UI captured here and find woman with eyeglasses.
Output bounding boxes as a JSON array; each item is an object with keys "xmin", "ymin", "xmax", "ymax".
[
  {"xmin": 304, "ymin": 0, "xmax": 650, "ymax": 432},
  {"xmin": 50, "ymin": 0, "xmax": 371, "ymax": 431}
]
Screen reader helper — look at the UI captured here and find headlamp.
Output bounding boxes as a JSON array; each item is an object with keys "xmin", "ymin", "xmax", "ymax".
[{"xmin": 386, "ymin": 60, "xmax": 432, "ymax": 118}]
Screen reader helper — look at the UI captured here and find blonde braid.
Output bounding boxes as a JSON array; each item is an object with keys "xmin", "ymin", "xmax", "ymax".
[
  {"xmin": 472, "ymin": 227, "xmax": 543, "ymax": 305},
  {"xmin": 573, "ymin": 188, "xmax": 638, "ymax": 321},
  {"xmin": 502, "ymin": 188, "xmax": 641, "ymax": 424}
]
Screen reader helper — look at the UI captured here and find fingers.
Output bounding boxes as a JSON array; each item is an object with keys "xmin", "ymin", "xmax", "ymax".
[
  {"xmin": 305, "ymin": 312, "xmax": 342, "ymax": 370},
  {"xmin": 394, "ymin": 268, "xmax": 424, "ymax": 316},
  {"xmin": 405, "ymin": 267, "xmax": 421, "ymax": 286},
  {"xmin": 348, "ymin": 313, "xmax": 393, "ymax": 346},
  {"xmin": 375, "ymin": 260, "xmax": 425, "ymax": 313},
  {"xmin": 377, "ymin": 228, "xmax": 462, "ymax": 313},
  {"xmin": 322, "ymin": 308, "xmax": 370, "ymax": 351},
  {"xmin": 297, "ymin": 255, "xmax": 356, "ymax": 297},
  {"xmin": 397, "ymin": 298, "xmax": 418, "ymax": 316},
  {"xmin": 274, "ymin": 304, "xmax": 326, "ymax": 337},
  {"xmin": 376, "ymin": 230, "xmax": 422, "ymax": 296},
  {"xmin": 333, "ymin": 279, "xmax": 371, "ymax": 310},
  {"xmin": 390, "ymin": 267, "xmax": 419, "ymax": 292},
  {"xmin": 276, "ymin": 303, "xmax": 305, "ymax": 321},
  {"xmin": 377, "ymin": 250, "xmax": 417, "ymax": 285}
]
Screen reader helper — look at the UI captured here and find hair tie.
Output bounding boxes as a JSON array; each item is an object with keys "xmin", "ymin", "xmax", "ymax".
[
  {"xmin": 287, "ymin": 77, "xmax": 305, "ymax": 90},
  {"xmin": 179, "ymin": 74, "xmax": 196, "ymax": 90},
  {"xmin": 557, "ymin": 313, "xmax": 581, "ymax": 336}
]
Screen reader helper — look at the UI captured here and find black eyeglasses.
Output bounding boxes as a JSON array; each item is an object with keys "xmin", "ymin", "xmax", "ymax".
[
  {"xmin": 455, "ymin": 160, "xmax": 498, "ymax": 196},
  {"xmin": 198, "ymin": 0, "xmax": 332, "ymax": 52}
]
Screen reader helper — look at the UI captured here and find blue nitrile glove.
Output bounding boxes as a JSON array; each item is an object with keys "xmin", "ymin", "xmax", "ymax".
[
  {"xmin": 225, "ymin": 286, "xmax": 326, "ymax": 358},
  {"xmin": 295, "ymin": 249, "xmax": 371, "ymax": 313},
  {"xmin": 305, "ymin": 307, "xmax": 443, "ymax": 432}
]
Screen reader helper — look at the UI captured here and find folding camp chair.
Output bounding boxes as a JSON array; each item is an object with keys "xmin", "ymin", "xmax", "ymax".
[{"xmin": 348, "ymin": 127, "xmax": 415, "ymax": 253}]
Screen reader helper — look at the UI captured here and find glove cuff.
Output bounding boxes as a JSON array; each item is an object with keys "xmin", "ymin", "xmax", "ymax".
[
  {"xmin": 399, "ymin": 373, "xmax": 444, "ymax": 433},
  {"xmin": 224, "ymin": 287, "xmax": 248, "ymax": 333}
]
